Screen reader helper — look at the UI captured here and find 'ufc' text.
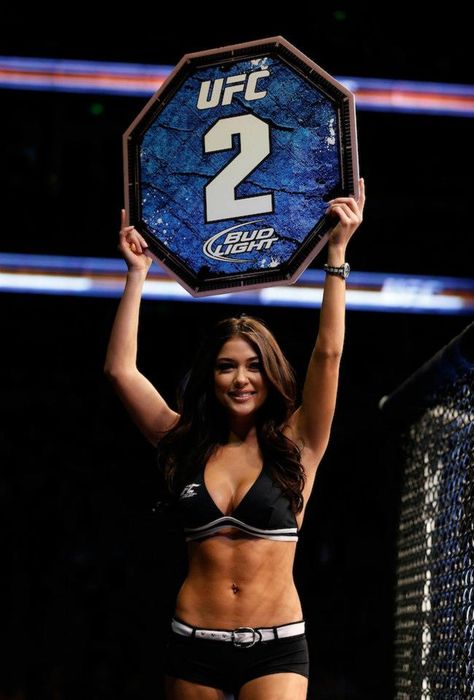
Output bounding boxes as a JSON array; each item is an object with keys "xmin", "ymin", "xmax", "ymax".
[{"xmin": 197, "ymin": 70, "xmax": 270, "ymax": 110}]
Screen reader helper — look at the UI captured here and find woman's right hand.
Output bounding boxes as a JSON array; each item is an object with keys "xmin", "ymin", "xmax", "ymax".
[{"xmin": 118, "ymin": 209, "xmax": 153, "ymax": 274}]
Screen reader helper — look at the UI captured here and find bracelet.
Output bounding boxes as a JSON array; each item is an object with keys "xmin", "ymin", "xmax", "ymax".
[{"xmin": 323, "ymin": 262, "xmax": 350, "ymax": 279}]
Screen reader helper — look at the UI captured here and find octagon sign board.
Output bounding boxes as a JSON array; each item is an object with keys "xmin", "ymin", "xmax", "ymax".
[{"xmin": 123, "ymin": 36, "xmax": 359, "ymax": 297}]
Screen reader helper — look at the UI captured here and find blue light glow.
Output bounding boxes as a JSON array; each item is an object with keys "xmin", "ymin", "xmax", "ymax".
[
  {"xmin": 1, "ymin": 56, "xmax": 473, "ymax": 116},
  {"xmin": 0, "ymin": 252, "xmax": 472, "ymax": 314}
]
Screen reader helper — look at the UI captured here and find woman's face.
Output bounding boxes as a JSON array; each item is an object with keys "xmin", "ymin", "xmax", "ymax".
[{"xmin": 214, "ymin": 336, "xmax": 268, "ymax": 417}]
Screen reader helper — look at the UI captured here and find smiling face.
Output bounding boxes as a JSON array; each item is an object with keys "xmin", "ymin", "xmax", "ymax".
[{"xmin": 214, "ymin": 336, "xmax": 268, "ymax": 419}]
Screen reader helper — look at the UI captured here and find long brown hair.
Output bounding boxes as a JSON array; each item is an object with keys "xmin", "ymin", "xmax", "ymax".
[{"xmin": 157, "ymin": 315, "xmax": 306, "ymax": 514}]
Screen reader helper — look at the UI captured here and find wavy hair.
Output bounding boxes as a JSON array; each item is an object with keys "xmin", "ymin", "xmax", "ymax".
[{"xmin": 157, "ymin": 315, "xmax": 306, "ymax": 514}]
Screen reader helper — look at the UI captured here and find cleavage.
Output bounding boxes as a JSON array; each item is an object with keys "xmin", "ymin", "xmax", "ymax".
[{"xmin": 203, "ymin": 461, "xmax": 264, "ymax": 516}]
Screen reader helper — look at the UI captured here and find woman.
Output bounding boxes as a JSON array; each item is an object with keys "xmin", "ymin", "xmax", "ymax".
[{"xmin": 104, "ymin": 179, "xmax": 365, "ymax": 699}]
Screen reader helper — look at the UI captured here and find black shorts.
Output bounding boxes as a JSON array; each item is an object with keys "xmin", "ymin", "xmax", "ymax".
[{"xmin": 163, "ymin": 616, "xmax": 309, "ymax": 695}]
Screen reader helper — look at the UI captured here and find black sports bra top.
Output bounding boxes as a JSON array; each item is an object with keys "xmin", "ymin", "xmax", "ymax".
[{"xmin": 177, "ymin": 463, "xmax": 299, "ymax": 542}]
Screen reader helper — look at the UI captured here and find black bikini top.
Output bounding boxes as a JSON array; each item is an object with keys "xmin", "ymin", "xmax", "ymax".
[{"xmin": 177, "ymin": 463, "xmax": 299, "ymax": 542}]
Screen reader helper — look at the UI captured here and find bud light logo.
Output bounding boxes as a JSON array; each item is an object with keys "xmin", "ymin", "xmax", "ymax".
[{"xmin": 203, "ymin": 220, "xmax": 279, "ymax": 263}]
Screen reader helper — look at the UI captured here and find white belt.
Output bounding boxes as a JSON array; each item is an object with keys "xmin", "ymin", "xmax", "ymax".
[{"xmin": 171, "ymin": 618, "xmax": 305, "ymax": 648}]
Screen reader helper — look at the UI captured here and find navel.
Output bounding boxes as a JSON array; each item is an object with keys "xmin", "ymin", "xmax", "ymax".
[{"xmin": 231, "ymin": 582, "xmax": 240, "ymax": 594}]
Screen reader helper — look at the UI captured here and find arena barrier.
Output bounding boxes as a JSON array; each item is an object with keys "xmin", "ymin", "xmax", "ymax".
[{"xmin": 380, "ymin": 322, "xmax": 473, "ymax": 699}]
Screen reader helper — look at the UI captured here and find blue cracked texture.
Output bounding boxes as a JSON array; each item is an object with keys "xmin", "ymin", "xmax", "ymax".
[{"xmin": 140, "ymin": 56, "xmax": 341, "ymax": 276}]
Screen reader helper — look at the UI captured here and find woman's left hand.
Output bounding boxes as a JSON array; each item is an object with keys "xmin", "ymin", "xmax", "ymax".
[{"xmin": 325, "ymin": 177, "xmax": 365, "ymax": 248}]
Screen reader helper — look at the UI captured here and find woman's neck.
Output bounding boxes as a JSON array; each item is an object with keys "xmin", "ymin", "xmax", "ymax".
[{"xmin": 226, "ymin": 423, "xmax": 259, "ymax": 446}]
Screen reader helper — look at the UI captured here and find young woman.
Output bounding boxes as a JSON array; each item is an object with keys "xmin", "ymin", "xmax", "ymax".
[{"xmin": 104, "ymin": 179, "xmax": 365, "ymax": 699}]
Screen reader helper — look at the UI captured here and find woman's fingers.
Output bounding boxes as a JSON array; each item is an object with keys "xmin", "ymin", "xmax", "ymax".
[
  {"xmin": 326, "ymin": 203, "xmax": 349, "ymax": 221},
  {"xmin": 357, "ymin": 178, "xmax": 366, "ymax": 210},
  {"xmin": 123, "ymin": 232, "xmax": 149, "ymax": 255},
  {"xmin": 327, "ymin": 196, "xmax": 358, "ymax": 211},
  {"xmin": 117, "ymin": 210, "xmax": 153, "ymax": 271},
  {"xmin": 127, "ymin": 234, "xmax": 143, "ymax": 254},
  {"xmin": 324, "ymin": 179, "xmax": 365, "ymax": 246},
  {"xmin": 326, "ymin": 201, "xmax": 361, "ymax": 224},
  {"xmin": 118, "ymin": 212, "xmax": 149, "ymax": 255},
  {"xmin": 327, "ymin": 196, "xmax": 363, "ymax": 224},
  {"xmin": 327, "ymin": 178, "xmax": 365, "ymax": 216}
]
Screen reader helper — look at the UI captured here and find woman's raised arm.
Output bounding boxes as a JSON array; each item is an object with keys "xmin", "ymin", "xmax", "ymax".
[
  {"xmin": 289, "ymin": 179, "xmax": 366, "ymax": 467},
  {"xmin": 104, "ymin": 210, "xmax": 179, "ymax": 446}
]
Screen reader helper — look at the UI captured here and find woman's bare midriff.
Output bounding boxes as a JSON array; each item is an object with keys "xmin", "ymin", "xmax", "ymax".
[{"xmin": 174, "ymin": 528, "xmax": 303, "ymax": 628}]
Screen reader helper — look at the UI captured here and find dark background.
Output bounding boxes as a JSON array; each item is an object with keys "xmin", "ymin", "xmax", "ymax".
[{"xmin": 1, "ymin": 7, "xmax": 472, "ymax": 700}]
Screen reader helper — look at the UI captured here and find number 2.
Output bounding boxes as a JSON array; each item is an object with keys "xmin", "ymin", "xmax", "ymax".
[{"xmin": 204, "ymin": 114, "xmax": 273, "ymax": 222}]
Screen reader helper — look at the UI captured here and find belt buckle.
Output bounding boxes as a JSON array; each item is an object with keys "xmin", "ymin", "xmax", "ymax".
[{"xmin": 232, "ymin": 626, "xmax": 260, "ymax": 648}]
